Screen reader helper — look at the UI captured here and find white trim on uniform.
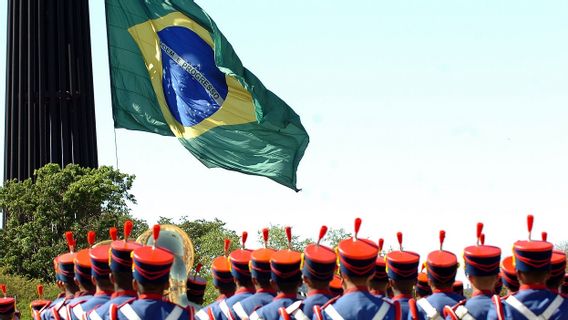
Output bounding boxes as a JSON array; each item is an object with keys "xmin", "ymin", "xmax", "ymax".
[
  {"xmin": 233, "ymin": 302, "xmax": 250, "ymax": 320},
  {"xmin": 118, "ymin": 304, "xmax": 142, "ymax": 320},
  {"xmin": 323, "ymin": 305, "xmax": 345, "ymax": 320},
  {"xmin": 505, "ymin": 295, "xmax": 564, "ymax": 320},
  {"xmin": 416, "ymin": 298, "xmax": 443, "ymax": 320}
]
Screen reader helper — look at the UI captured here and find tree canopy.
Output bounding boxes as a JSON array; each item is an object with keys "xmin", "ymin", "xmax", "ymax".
[{"xmin": 0, "ymin": 164, "xmax": 147, "ymax": 280}]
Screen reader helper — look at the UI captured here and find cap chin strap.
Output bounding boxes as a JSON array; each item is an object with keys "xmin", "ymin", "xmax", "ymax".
[{"xmin": 505, "ymin": 294, "xmax": 564, "ymax": 320}]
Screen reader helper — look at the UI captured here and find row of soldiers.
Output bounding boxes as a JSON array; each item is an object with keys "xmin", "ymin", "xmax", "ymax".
[{"xmin": 1, "ymin": 215, "xmax": 567, "ymax": 319}]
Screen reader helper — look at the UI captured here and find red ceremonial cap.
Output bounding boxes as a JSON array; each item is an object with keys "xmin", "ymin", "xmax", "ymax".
[
  {"xmin": 426, "ymin": 230, "xmax": 458, "ymax": 283},
  {"xmin": 30, "ymin": 284, "xmax": 51, "ymax": 311},
  {"xmin": 513, "ymin": 215, "xmax": 553, "ymax": 272},
  {"xmin": 251, "ymin": 228, "xmax": 276, "ymax": 282},
  {"xmin": 229, "ymin": 232, "xmax": 253, "ymax": 281},
  {"xmin": 500, "ymin": 256, "xmax": 519, "ymax": 291},
  {"xmin": 270, "ymin": 227, "xmax": 302, "ymax": 284},
  {"xmin": 329, "ymin": 274, "xmax": 343, "ymax": 297},
  {"xmin": 302, "ymin": 226, "xmax": 337, "ymax": 281},
  {"xmin": 337, "ymin": 218, "xmax": 378, "ymax": 278},
  {"xmin": 463, "ymin": 222, "xmax": 501, "ymax": 276},
  {"xmin": 386, "ymin": 232, "xmax": 420, "ymax": 281},
  {"xmin": 132, "ymin": 225, "xmax": 174, "ymax": 285}
]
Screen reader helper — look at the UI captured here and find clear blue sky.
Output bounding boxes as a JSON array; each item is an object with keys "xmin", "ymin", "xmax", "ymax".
[{"xmin": 1, "ymin": 1, "xmax": 568, "ymax": 281}]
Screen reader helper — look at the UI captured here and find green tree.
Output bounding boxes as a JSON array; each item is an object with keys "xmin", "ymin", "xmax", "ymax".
[
  {"xmin": 255, "ymin": 225, "xmax": 312, "ymax": 251},
  {"xmin": 322, "ymin": 227, "xmax": 351, "ymax": 249},
  {"xmin": 0, "ymin": 164, "xmax": 147, "ymax": 281}
]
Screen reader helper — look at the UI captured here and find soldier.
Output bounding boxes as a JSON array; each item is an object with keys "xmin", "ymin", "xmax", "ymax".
[
  {"xmin": 493, "ymin": 274, "xmax": 503, "ymax": 296},
  {"xmin": 195, "ymin": 239, "xmax": 236, "ymax": 320},
  {"xmin": 500, "ymin": 256, "xmax": 519, "ymax": 296},
  {"xmin": 233, "ymin": 228, "xmax": 277, "ymax": 320},
  {"xmin": 280, "ymin": 226, "xmax": 336, "ymax": 320},
  {"xmin": 416, "ymin": 265, "xmax": 432, "ymax": 299},
  {"xmin": 542, "ymin": 233, "xmax": 567, "ymax": 294},
  {"xmin": 386, "ymin": 232, "xmax": 420, "ymax": 320},
  {"xmin": 250, "ymin": 226, "xmax": 303, "ymax": 320},
  {"xmin": 561, "ymin": 275, "xmax": 568, "ymax": 297},
  {"xmin": 451, "ymin": 282, "xmax": 464, "ymax": 301},
  {"xmin": 43, "ymin": 232, "xmax": 80, "ymax": 320},
  {"xmin": 30, "ymin": 285, "xmax": 51, "ymax": 320},
  {"xmin": 111, "ymin": 225, "xmax": 192, "ymax": 319},
  {"xmin": 408, "ymin": 230, "xmax": 462, "ymax": 320},
  {"xmin": 487, "ymin": 215, "xmax": 568, "ymax": 319},
  {"xmin": 314, "ymin": 218, "xmax": 398, "ymax": 320},
  {"xmin": 443, "ymin": 223, "xmax": 501, "ymax": 320},
  {"xmin": 66, "ymin": 236, "xmax": 97, "ymax": 319},
  {"xmin": 211, "ymin": 232, "xmax": 256, "ymax": 320},
  {"xmin": 88, "ymin": 223, "xmax": 141, "ymax": 320},
  {"xmin": 328, "ymin": 275, "xmax": 343, "ymax": 298},
  {"xmin": 0, "ymin": 285, "xmax": 17, "ymax": 320},
  {"xmin": 369, "ymin": 239, "xmax": 389, "ymax": 298},
  {"xmin": 186, "ymin": 263, "xmax": 207, "ymax": 309},
  {"xmin": 69, "ymin": 231, "xmax": 113, "ymax": 320}
]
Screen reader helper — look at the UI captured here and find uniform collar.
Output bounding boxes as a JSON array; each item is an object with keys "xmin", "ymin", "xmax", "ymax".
[
  {"xmin": 111, "ymin": 290, "xmax": 137, "ymax": 298},
  {"xmin": 433, "ymin": 288, "xmax": 453, "ymax": 294},
  {"xmin": 370, "ymin": 289, "xmax": 386, "ymax": 296},
  {"xmin": 308, "ymin": 289, "xmax": 331, "ymax": 297},
  {"xmin": 256, "ymin": 288, "xmax": 276, "ymax": 295},
  {"xmin": 235, "ymin": 287, "xmax": 256, "ymax": 295},
  {"xmin": 344, "ymin": 286, "xmax": 369, "ymax": 295},
  {"xmin": 216, "ymin": 294, "xmax": 227, "ymax": 301},
  {"xmin": 520, "ymin": 284, "xmax": 547, "ymax": 291},
  {"xmin": 392, "ymin": 294, "xmax": 413, "ymax": 301},
  {"xmin": 95, "ymin": 290, "xmax": 114, "ymax": 297},
  {"xmin": 138, "ymin": 293, "xmax": 164, "ymax": 300},
  {"xmin": 75, "ymin": 290, "xmax": 94, "ymax": 297},
  {"xmin": 550, "ymin": 289, "xmax": 559, "ymax": 294},
  {"xmin": 274, "ymin": 293, "xmax": 297, "ymax": 300},
  {"xmin": 472, "ymin": 290, "xmax": 493, "ymax": 297}
]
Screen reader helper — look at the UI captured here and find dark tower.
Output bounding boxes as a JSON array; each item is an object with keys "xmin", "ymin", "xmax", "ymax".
[{"xmin": 4, "ymin": 0, "xmax": 98, "ymax": 182}]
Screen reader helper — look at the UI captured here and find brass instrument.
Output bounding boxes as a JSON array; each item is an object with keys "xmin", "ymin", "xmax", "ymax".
[{"xmin": 136, "ymin": 224, "xmax": 195, "ymax": 306}]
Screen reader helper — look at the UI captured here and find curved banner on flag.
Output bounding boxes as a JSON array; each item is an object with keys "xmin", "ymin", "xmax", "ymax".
[
  {"xmin": 128, "ymin": 12, "xmax": 257, "ymax": 139},
  {"xmin": 105, "ymin": 1, "xmax": 309, "ymax": 190}
]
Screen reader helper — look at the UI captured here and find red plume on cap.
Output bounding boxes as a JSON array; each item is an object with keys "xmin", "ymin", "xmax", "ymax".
[
  {"xmin": 378, "ymin": 238, "xmax": 384, "ymax": 253},
  {"xmin": 0, "ymin": 284, "xmax": 6, "ymax": 297},
  {"xmin": 224, "ymin": 239, "xmax": 231, "ymax": 256},
  {"xmin": 397, "ymin": 232, "xmax": 403, "ymax": 251},
  {"xmin": 109, "ymin": 227, "xmax": 118, "ymax": 241},
  {"xmin": 124, "ymin": 220, "xmax": 133, "ymax": 241},
  {"xmin": 65, "ymin": 231, "xmax": 75, "ymax": 253},
  {"xmin": 262, "ymin": 228, "xmax": 269, "ymax": 248},
  {"xmin": 354, "ymin": 218, "xmax": 362, "ymax": 240},
  {"xmin": 152, "ymin": 224, "xmax": 160, "ymax": 250},
  {"xmin": 285, "ymin": 226, "xmax": 292, "ymax": 250},
  {"xmin": 480, "ymin": 233, "xmax": 485, "ymax": 245},
  {"xmin": 87, "ymin": 231, "xmax": 96, "ymax": 247},
  {"xmin": 542, "ymin": 231, "xmax": 548, "ymax": 242},
  {"xmin": 476, "ymin": 222, "xmax": 483, "ymax": 245},
  {"xmin": 37, "ymin": 284, "xmax": 44, "ymax": 299},
  {"xmin": 439, "ymin": 230, "xmax": 446, "ymax": 251},
  {"xmin": 527, "ymin": 214, "xmax": 534, "ymax": 240},
  {"xmin": 317, "ymin": 226, "xmax": 328, "ymax": 246},
  {"xmin": 195, "ymin": 263, "xmax": 203, "ymax": 274},
  {"xmin": 241, "ymin": 231, "xmax": 248, "ymax": 249}
]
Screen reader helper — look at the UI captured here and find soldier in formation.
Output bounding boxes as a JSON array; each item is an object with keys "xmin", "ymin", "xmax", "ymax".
[{"xmin": 24, "ymin": 215, "xmax": 568, "ymax": 320}]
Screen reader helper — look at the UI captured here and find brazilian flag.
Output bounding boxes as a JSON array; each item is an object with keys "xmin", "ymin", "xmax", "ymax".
[{"xmin": 105, "ymin": 0, "xmax": 309, "ymax": 191}]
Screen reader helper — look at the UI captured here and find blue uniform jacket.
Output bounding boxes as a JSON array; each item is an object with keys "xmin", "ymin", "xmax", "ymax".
[
  {"xmin": 316, "ymin": 288, "xmax": 397, "ymax": 320},
  {"xmin": 210, "ymin": 288, "xmax": 256, "ymax": 320},
  {"xmin": 251, "ymin": 293, "xmax": 299, "ymax": 320},
  {"xmin": 234, "ymin": 290, "xmax": 276, "ymax": 318},
  {"xmin": 410, "ymin": 291, "xmax": 462, "ymax": 320},
  {"xmin": 69, "ymin": 292, "xmax": 111, "ymax": 320},
  {"xmin": 115, "ymin": 296, "xmax": 190, "ymax": 320},
  {"xmin": 487, "ymin": 285, "xmax": 568, "ymax": 320},
  {"xmin": 444, "ymin": 291, "xmax": 493, "ymax": 320},
  {"xmin": 40, "ymin": 295, "xmax": 67, "ymax": 320},
  {"xmin": 88, "ymin": 291, "xmax": 137, "ymax": 320},
  {"xmin": 391, "ymin": 294, "xmax": 412, "ymax": 320},
  {"xmin": 301, "ymin": 291, "xmax": 331, "ymax": 320}
]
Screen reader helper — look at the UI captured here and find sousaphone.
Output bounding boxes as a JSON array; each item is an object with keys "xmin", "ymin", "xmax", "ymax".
[{"xmin": 136, "ymin": 224, "xmax": 195, "ymax": 306}]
